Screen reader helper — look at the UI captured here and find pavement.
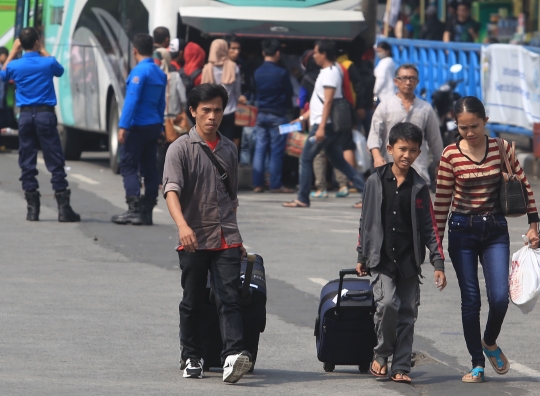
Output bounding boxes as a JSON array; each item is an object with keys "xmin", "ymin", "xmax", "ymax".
[{"xmin": 1, "ymin": 150, "xmax": 540, "ymax": 396}]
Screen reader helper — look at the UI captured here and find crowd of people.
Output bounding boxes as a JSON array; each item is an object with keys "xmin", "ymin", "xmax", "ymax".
[
  {"xmin": 4, "ymin": 22, "xmax": 540, "ymax": 388},
  {"xmin": 394, "ymin": 0, "xmax": 481, "ymax": 43}
]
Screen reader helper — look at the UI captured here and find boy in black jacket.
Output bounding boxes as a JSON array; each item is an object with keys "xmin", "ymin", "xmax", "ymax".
[{"xmin": 356, "ymin": 122, "xmax": 447, "ymax": 384}]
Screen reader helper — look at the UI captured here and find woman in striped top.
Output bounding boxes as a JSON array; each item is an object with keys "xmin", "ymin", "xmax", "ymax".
[{"xmin": 434, "ymin": 96, "xmax": 539, "ymax": 383}]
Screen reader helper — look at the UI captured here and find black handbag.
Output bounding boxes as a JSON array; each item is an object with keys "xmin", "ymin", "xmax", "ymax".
[{"xmin": 496, "ymin": 138, "xmax": 529, "ymax": 217}]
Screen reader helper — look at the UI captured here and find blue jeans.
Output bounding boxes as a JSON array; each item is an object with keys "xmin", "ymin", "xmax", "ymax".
[
  {"xmin": 239, "ymin": 126, "xmax": 255, "ymax": 165},
  {"xmin": 448, "ymin": 212, "xmax": 510, "ymax": 368},
  {"xmin": 120, "ymin": 124, "xmax": 162, "ymax": 199},
  {"xmin": 252, "ymin": 112, "xmax": 288, "ymax": 189},
  {"xmin": 18, "ymin": 110, "xmax": 68, "ymax": 192},
  {"xmin": 298, "ymin": 124, "xmax": 365, "ymax": 205}
]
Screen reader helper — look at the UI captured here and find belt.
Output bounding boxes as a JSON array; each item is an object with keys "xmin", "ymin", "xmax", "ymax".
[{"xmin": 20, "ymin": 106, "xmax": 55, "ymax": 113}]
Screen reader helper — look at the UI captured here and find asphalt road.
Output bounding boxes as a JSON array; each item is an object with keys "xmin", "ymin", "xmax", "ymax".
[{"xmin": 1, "ymin": 150, "xmax": 540, "ymax": 396}]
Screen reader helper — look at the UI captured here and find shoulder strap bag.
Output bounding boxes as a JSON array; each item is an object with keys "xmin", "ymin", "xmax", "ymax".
[
  {"xmin": 496, "ymin": 138, "xmax": 529, "ymax": 217},
  {"xmin": 316, "ymin": 65, "xmax": 353, "ymax": 134},
  {"xmin": 196, "ymin": 142, "xmax": 233, "ymax": 199}
]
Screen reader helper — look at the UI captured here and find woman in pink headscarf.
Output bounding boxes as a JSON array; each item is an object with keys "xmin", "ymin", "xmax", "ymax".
[{"xmin": 201, "ymin": 39, "xmax": 242, "ymax": 145}]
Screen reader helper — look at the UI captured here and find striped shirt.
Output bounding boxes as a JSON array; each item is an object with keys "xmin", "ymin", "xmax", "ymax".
[{"xmin": 434, "ymin": 137, "xmax": 538, "ymax": 238}]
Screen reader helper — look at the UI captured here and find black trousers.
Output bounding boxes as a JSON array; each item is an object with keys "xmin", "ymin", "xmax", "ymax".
[
  {"xmin": 178, "ymin": 248, "xmax": 244, "ymax": 362},
  {"xmin": 119, "ymin": 124, "xmax": 161, "ymax": 199}
]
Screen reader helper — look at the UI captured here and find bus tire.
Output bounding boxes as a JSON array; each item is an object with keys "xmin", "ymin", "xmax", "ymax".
[
  {"xmin": 108, "ymin": 97, "xmax": 121, "ymax": 174},
  {"xmin": 59, "ymin": 124, "xmax": 83, "ymax": 161}
]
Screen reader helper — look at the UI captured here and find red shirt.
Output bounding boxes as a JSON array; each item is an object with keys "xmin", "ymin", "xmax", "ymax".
[{"xmin": 178, "ymin": 136, "xmax": 243, "ymax": 252}]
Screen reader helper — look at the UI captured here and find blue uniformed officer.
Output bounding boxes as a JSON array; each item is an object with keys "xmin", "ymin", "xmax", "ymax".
[
  {"xmin": 111, "ymin": 33, "xmax": 167, "ymax": 225},
  {"xmin": 0, "ymin": 28, "xmax": 80, "ymax": 222}
]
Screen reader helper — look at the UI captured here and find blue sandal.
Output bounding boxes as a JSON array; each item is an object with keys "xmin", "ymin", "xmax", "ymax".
[
  {"xmin": 462, "ymin": 367, "xmax": 485, "ymax": 383},
  {"xmin": 482, "ymin": 339, "xmax": 510, "ymax": 375}
]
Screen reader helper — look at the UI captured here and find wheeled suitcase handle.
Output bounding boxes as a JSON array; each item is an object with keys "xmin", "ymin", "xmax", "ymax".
[
  {"xmin": 345, "ymin": 290, "xmax": 371, "ymax": 298},
  {"xmin": 335, "ymin": 268, "xmax": 362, "ymax": 314},
  {"xmin": 239, "ymin": 253, "xmax": 256, "ymax": 306},
  {"xmin": 339, "ymin": 269, "xmax": 358, "ymax": 277}
]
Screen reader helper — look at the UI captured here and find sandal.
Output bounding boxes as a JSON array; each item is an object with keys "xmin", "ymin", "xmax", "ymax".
[
  {"xmin": 462, "ymin": 367, "xmax": 486, "ymax": 383},
  {"xmin": 352, "ymin": 200, "xmax": 363, "ymax": 209},
  {"xmin": 369, "ymin": 355, "xmax": 388, "ymax": 378},
  {"xmin": 482, "ymin": 339, "xmax": 510, "ymax": 375},
  {"xmin": 270, "ymin": 187, "xmax": 295, "ymax": 193},
  {"xmin": 390, "ymin": 370, "xmax": 412, "ymax": 384},
  {"xmin": 310, "ymin": 190, "xmax": 328, "ymax": 198},
  {"xmin": 335, "ymin": 187, "xmax": 349, "ymax": 198},
  {"xmin": 282, "ymin": 200, "xmax": 309, "ymax": 208},
  {"xmin": 253, "ymin": 187, "xmax": 265, "ymax": 193}
]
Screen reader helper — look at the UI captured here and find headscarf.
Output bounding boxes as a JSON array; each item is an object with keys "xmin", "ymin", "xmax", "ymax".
[
  {"xmin": 183, "ymin": 42, "xmax": 206, "ymax": 86},
  {"xmin": 201, "ymin": 39, "xmax": 236, "ymax": 85},
  {"xmin": 155, "ymin": 47, "xmax": 172, "ymax": 76}
]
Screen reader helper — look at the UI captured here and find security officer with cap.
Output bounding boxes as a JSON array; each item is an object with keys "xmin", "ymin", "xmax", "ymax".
[
  {"xmin": 111, "ymin": 33, "xmax": 166, "ymax": 225},
  {"xmin": 0, "ymin": 27, "xmax": 80, "ymax": 222}
]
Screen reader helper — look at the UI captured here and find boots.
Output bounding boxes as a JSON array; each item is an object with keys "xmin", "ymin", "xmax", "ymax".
[
  {"xmin": 111, "ymin": 196, "xmax": 143, "ymax": 225},
  {"xmin": 25, "ymin": 191, "xmax": 40, "ymax": 221},
  {"xmin": 141, "ymin": 195, "xmax": 157, "ymax": 225},
  {"xmin": 55, "ymin": 189, "xmax": 81, "ymax": 222}
]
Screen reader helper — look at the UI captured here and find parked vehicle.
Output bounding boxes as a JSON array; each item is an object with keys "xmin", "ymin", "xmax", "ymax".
[{"xmin": 14, "ymin": 0, "xmax": 377, "ymax": 173}]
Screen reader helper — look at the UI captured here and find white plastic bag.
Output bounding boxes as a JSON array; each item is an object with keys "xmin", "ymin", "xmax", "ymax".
[
  {"xmin": 509, "ymin": 243, "xmax": 540, "ymax": 314},
  {"xmin": 352, "ymin": 129, "xmax": 371, "ymax": 174}
]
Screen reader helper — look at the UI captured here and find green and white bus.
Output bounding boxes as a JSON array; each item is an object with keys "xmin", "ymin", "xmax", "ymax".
[{"xmin": 17, "ymin": 0, "xmax": 376, "ymax": 173}]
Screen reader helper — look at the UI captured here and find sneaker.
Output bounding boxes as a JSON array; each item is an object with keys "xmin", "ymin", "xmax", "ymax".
[
  {"xmin": 223, "ymin": 351, "xmax": 252, "ymax": 383},
  {"xmin": 183, "ymin": 358, "xmax": 204, "ymax": 379}
]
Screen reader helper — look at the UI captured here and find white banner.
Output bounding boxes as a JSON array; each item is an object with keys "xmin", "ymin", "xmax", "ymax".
[{"xmin": 482, "ymin": 44, "xmax": 540, "ymax": 130}]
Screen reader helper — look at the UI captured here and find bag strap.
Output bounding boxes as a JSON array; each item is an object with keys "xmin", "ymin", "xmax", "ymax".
[
  {"xmin": 496, "ymin": 137, "xmax": 514, "ymax": 177},
  {"xmin": 196, "ymin": 142, "xmax": 233, "ymax": 198},
  {"xmin": 189, "ymin": 69, "xmax": 202, "ymax": 80}
]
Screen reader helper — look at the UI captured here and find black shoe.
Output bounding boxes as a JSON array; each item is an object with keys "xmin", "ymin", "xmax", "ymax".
[
  {"xmin": 24, "ymin": 191, "xmax": 40, "ymax": 221},
  {"xmin": 111, "ymin": 196, "xmax": 143, "ymax": 225},
  {"xmin": 141, "ymin": 195, "xmax": 157, "ymax": 225},
  {"xmin": 55, "ymin": 189, "xmax": 81, "ymax": 222}
]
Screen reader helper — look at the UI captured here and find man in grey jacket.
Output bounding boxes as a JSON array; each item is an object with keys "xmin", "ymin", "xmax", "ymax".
[
  {"xmin": 368, "ymin": 63, "xmax": 443, "ymax": 185},
  {"xmin": 357, "ymin": 122, "xmax": 446, "ymax": 384}
]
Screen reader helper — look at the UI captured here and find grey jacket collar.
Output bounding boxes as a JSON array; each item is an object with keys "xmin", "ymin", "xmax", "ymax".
[{"xmin": 375, "ymin": 163, "xmax": 426, "ymax": 192}]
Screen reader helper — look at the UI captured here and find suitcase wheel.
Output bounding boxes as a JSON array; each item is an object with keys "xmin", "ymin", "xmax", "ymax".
[
  {"xmin": 323, "ymin": 362, "xmax": 335, "ymax": 372},
  {"xmin": 358, "ymin": 362, "xmax": 370, "ymax": 373}
]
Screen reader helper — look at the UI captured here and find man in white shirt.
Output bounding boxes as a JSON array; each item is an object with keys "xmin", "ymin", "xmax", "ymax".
[
  {"xmin": 283, "ymin": 40, "xmax": 365, "ymax": 208},
  {"xmin": 368, "ymin": 64, "xmax": 443, "ymax": 184}
]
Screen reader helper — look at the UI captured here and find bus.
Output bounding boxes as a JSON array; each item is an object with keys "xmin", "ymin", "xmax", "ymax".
[{"xmin": 17, "ymin": 0, "xmax": 377, "ymax": 173}]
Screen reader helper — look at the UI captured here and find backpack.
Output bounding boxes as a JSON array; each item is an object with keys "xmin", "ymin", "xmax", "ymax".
[{"xmin": 179, "ymin": 67, "xmax": 202, "ymax": 94}]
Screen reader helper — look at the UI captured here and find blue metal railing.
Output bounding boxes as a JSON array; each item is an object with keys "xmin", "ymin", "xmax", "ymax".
[
  {"xmin": 381, "ymin": 38, "xmax": 538, "ymax": 138},
  {"xmin": 383, "ymin": 38, "xmax": 483, "ymax": 103}
]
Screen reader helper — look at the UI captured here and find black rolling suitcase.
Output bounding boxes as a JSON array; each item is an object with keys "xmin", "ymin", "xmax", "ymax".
[
  {"xmin": 201, "ymin": 253, "xmax": 267, "ymax": 372},
  {"xmin": 315, "ymin": 269, "xmax": 377, "ymax": 372}
]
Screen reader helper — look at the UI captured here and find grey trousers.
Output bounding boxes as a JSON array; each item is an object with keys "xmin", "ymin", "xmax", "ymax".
[
  {"xmin": 313, "ymin": 149, "xmax": 348, "ymax": 191},
  {"xmin": 370, "ymin": 269, "xmax": 420, "ymax": 374}
]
